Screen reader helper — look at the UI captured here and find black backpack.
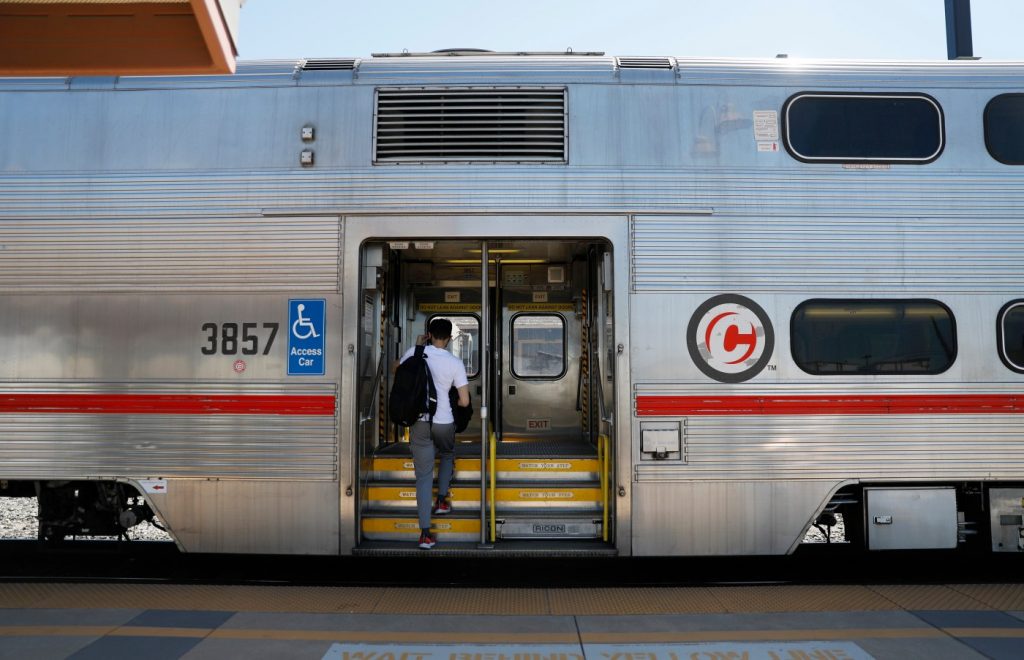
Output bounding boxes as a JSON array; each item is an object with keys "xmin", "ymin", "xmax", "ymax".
[
  {"xmin": 389, "ymin": 345, "xmax": 437, "ymax": 427},
  {"xmin": 449, "ymin": 387, "xmax": 474, "ymax": 433}
]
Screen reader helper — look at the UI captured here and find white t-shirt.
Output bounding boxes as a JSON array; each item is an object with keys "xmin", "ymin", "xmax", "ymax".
[{"xmin": 399, "ymin": 344, "xmax": 469, "ymax": 424}]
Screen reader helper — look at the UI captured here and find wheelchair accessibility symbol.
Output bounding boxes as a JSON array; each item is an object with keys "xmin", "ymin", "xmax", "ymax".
[
  {"xmin": 292, "ymin": 303, "xmax": 321, "ymax": 340},
  {"xmin": 287, "ymin": 299, "xmax": 326, "ymax": 376}
]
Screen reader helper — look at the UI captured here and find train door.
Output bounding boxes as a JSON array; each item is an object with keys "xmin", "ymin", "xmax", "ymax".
[
  {"xmin": 486, "ymin": 253, "xmax": 611, "ymax": 541},
  {"xmin": 357, "ymin": 239, "xmax": 614, "ymax": 550}
]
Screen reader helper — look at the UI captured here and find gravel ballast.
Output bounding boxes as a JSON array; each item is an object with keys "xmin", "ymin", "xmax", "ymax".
[{"xmin": 0, "ymin": 497, "xmax": 172, "ymax": 542}]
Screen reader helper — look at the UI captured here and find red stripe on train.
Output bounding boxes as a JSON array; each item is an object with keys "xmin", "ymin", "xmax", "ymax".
[
  {"xmin": 0, "ymin": 394, "xmax": 336, "ymax": 416},
  {"xmin": 636, "ymin": 394, "xmax": 1024, "ymax": 416}
]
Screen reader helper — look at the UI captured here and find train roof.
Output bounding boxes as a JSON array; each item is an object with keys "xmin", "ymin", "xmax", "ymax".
[{"xmin": 2, "ymin": 54, "xmax": 1024, "ymax": 91}]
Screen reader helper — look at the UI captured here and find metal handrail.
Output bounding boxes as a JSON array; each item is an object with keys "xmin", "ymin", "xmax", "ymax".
[
  {"xmin": 575, "ymin": 354, "xmax": 585, "ymax": 411},
  {"xmin": 478, "ymin": 240, "xmax": 490, "ymax": 546},
  {"xmin": 592, "ymin": 347, "xmax": 612, "ymax": 543},
  {"xmin": 596, "ymin": 434, "xmax": 603, "ymax": 524},
  {"xmin": 356, "ymin": 352, "xmax": 385, "ymax": 549},
  {"xmin": 359, "ymin": 353, "xmax": 385, "ymax": 425},
  {"xmin": 598, "ymin": 433, "xmax": 610, "ymax": 542},
  {"xmin": 489, "ymin": 426, "xmax": 497, "ymax": 542},
  {"xmin": 592, "ymin": 351, "xmax": 613, "ymax": 427}
]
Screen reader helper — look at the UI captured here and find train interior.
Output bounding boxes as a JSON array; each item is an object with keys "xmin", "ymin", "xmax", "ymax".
[{"xmin": 356, "ymin": 238, "xmax": 616, "ymax": 551}]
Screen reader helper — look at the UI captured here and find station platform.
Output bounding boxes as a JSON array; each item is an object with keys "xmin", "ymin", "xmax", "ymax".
[{"xmin": 2, "ymin": 581, "xmax": 1024, "ymax": 659}]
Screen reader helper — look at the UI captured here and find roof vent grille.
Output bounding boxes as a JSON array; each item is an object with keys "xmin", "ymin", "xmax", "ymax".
[
  {"xmin": 375, "ymin": 87, "xmax": 567, "ymax": 163},
  {"xmin": 301, "ymin": 58, "xmax": 356, "ymax": 70},
  {"xmin": 617, "ymin": 57, "xmax": 673, "ymax": 70}
]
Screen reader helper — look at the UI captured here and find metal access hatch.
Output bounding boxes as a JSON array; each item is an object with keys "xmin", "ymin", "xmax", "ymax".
[
  {"xmin": 865, "ymin": 487, "xmax": 958, "ymax": 550},
  {"xmin": 989, "ymin": 488, "xmax": 1024, "ymax": 552}
]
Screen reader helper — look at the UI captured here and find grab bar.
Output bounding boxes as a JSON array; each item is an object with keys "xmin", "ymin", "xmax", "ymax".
[
  {"xmin": 592, "ymin": 352, "xmax": 613, "ymax": 427},
  {"xmin": 359, "ymin": 353, "xmax": 385, "ymax": 425},
  {"xmin": 489, "ymin": 427, "xmax": 497, "ymax": 542},
  {"xmin": 598, "ymin": 433, "xmax": 610, "ymax": 542}
]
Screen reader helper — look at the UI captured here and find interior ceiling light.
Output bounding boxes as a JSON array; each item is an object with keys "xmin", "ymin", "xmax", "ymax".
[{"xmin": 445, "ymin": 259, "xmax": 546, "ymax": 265}]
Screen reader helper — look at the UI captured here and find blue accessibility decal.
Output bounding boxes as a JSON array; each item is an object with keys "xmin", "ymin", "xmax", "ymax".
[{"xmin": 287, "ymin": 299, "xmax": 326, "ymax": 376}]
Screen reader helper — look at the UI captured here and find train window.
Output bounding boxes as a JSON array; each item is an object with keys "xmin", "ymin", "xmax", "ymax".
[
  {"xmin": 783, "ymin": 93, "xmax": 944, "ymax": 163},
  {"xmin": 985, "ymin": 95, "xmax": 1024, "ymax": 165},
  {"xmin": 511, "ymin": 314, "xmax": 566, "ymax": 379},
  {"xmin": 429, "ymin": 314, "xmax": 480, "ymax": 378},
  {"xmin": 998, "ymin": 301, "xmax": 1024, "ymax": 373},
  {"xmin": 791, "ymin": 300, "xmax": 956, "ymax": 375}
]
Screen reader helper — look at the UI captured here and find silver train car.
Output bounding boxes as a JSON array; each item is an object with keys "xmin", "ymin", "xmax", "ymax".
[{"xmin": 1, "ymin": 53, "xmax": 1023, "ymax": 556}]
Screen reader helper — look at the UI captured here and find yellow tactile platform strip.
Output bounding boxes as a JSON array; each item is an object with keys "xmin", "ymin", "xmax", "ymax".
[
  {"xmin": 708, "ymin": 585, "xmax": 899, "ymax": 613},
  {"xmin": 3, "ymin": 582, "xmax": 1024, "ymax": 615},
  {"xmin": 952, "ymin": 583, "xmax": 1024, "ymax": 611},
  {"xmin": 870, "ymin": 585, "xmax": 992, "ymax": 611}
]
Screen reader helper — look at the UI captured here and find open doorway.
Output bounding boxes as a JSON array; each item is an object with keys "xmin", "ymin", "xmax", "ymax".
[{"xmin": 357, "ymin": 238, "xmax": 615, "ymax": 550}]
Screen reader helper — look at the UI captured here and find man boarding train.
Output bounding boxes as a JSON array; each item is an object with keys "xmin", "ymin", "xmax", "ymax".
[{"xmin": 398, "ymin": 318, "xmax": 471, "ymax": 549}]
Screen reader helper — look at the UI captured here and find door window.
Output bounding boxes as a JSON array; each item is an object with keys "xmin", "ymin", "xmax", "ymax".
[
  {"xmin": 511, "ymin": 313, "xmax": 566, "ymax": 379},
  {"xmin": 430, "ymin": 314, "xmax": 480, "ymax": 378}
]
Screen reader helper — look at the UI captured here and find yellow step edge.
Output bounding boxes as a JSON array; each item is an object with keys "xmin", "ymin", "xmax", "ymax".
[
  {"xmin": 371, "ymin": 457, "xmax": 600, "ymax": 472},
  {"xmin": 367, "ymin": 486, "xmax": 603, "ymax": 503},
  {"xmin": 367, "ymin": 486, "xmax": 481, "ymax": 501},
  {"xmin": 497, "ymin": 458, "xmax": 600, "ymax": 472},
  {"xmin": 370, "ymin": 457, "xmax": 480, "ymax": 471},
  {"xmin": 361, "ymin": 518, "xmax": 481, "ymax": 534},
  {"xmin": 493, "ymin": 487, "xmax": 603, "ymax": 502}
]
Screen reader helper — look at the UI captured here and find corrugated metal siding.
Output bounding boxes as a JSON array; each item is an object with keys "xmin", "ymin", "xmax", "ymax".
[
  {"xmin": 4, "ymin": 57, "xmax": 1024, "ymax": 91},
  {"xmin": 635, "ymin": 414, "xmax": 1024, "ymax": 482},
  {"xmin": 0, "ymin": 385, "xmax": 338, "ymax": 480},
  {"xmin": 671, "ymin": 57, "xmax": 1024, "ymax": 89},
  {"xmin": 632, "ymin": 214, "xmax": 1024, "ymax": 294},
  {"xmin": 2, "ymin": 169, "xmax": 1022, "ymax": 219},
  {"xmin": 633, "ymin": 385, "xmax": 1024, "ymax": 482},
  {"xmin": 0, "ymin": 217, "xmax": 340, "ymax": 293},
  {"xmin": 355, "ymin": 56, "xmax": 617, "ymax": 86}
]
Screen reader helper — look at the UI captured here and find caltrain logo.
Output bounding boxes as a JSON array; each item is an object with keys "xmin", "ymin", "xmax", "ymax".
[{"xmin": 686, "ymin": 294, "xmax": 775, "ymax": 383}]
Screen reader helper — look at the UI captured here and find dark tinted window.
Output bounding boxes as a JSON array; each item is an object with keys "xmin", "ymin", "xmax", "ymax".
[
  {"xmin": 998, "ymin": 301, "xmax": 1024, "ymax": 372},
  {"xmin": 784, "ymin": 94, "xmax": 944, "ymax": 162},
  {"xmin": 985, "ymin": 95, "xmax": 1024, "ymax": 165},
  {"xmin": 792, "ymin": 300, "xmax": 956, "ymax": 375},
  {"xmin": 511, "ymin": 314, "xmax": 565, "ymax": 378}
]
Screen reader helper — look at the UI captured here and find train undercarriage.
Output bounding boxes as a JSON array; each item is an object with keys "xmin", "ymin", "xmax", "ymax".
[
  {"xmin": 3, "ymin": 477, "xmax": 1023, "ymax": 554},
  {"xmin": 0, "ymin": 480, "xmax": 159, "ymax": 543}
]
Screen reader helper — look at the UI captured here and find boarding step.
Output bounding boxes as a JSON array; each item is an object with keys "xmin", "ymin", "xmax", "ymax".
[
  {"xmin": 495, "ymin": 513, "xmax": 603, "ymax": 540},
  {"xmin": 360, "ymin": 513, "xmax": 603, "ymax": 542},
  {"xmin": 364, "ymin": 484, "xmax": 483, "ymax": 511},
  {"xmin": 354, "ymin": 540, "xmax": 617, "ymax": 556},
  {"xmin": 361, "ymin": 513, "xmax": 480, "ymax": 542},
  {"xmin": 368, "ymin": 456, "xmax": 600, "ymax": 481},
  {"xmin": 364, "ymin": 481, "xmax": 604, "ymax": 513},
  {"xmin": 492, "ymin": 482, "xmax": 603, "ymax": 513}
]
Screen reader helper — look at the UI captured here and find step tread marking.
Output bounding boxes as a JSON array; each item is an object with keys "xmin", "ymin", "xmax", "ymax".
[{"xmin": 370, "ymin": 457, "xmax": 600, "ymax": 469}]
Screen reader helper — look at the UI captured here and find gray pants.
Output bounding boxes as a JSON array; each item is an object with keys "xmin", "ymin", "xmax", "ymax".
[{"xmin": 410, "ymin": 420, "xmax": 456, "ymax": 529}]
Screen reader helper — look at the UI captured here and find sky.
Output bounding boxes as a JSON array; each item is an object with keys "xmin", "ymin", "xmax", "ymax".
[{"xmin": 236, "ymin": 0, "xmax": 1024, "ymax": 62}]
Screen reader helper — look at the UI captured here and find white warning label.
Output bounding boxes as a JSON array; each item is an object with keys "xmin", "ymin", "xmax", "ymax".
[{"xmin": 754, "ymin": 110, "xmax": 779, "ymax": 141}]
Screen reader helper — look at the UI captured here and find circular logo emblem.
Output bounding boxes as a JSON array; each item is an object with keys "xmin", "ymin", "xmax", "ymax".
[
  {"xmin": 687, "ymin": 294, "xmax": 774, "ymax": 383},
  {"xmin": 233, "ymin": 360, "xmax": 247, "ymax": 374}
]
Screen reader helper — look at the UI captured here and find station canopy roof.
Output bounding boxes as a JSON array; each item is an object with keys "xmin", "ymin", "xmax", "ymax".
[{"xmin": 0, "ymin": 0, "xmax": 241, "ymax": 76}]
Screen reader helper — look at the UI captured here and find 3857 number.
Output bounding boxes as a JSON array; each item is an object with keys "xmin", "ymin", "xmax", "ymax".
[{"xmin": 201, "ymin": 323, "xmax": 279, "ymax": 356}]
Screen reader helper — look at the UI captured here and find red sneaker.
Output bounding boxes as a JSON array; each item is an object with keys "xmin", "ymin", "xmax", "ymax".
[
  {"xmin": 418, "ymin": 532, "xmax": 436, "ymax": 549},
  {"xmin": 432, "ymin": 496, "xmax": 451, "ymax": 515}
]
